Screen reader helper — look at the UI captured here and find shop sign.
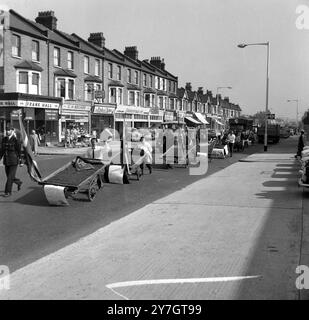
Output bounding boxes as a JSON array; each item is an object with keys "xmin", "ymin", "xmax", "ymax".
[
  {"xmin": 62, "ymin": 104, "xmax": 91, "ymax": 112},
  {"xmin": 164, "ymin": 111, "xmax": 175, "ymax": 121},
  {"xmin": 20, "ymin": 100, "xmax": 59, "ymax": 109},
  {"xmin": 93, "ymin": 106, "xmax": 115, "ymax": 114},
  {"xmin": 10, "ymin": 109, "xmax": 22, "ymax": 119},
  {"xmin": 116, "ymin": 105, "xmax": 150, "ymax": 115},
  {"xmin": 0, "ymin": 100, "xmax": 18, "ymax": 107},
  {"xmin": 24, "ymin": 108, "xmax": 35, "ymax": 120},
  {"xmin": 45, "ymin": 109, "xmax": 59, "ymax": 121}
]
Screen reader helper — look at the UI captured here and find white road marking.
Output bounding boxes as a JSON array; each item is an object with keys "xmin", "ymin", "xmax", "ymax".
[{"xmin": 106, "ymin": 275, "xmax": 261, "ymax": 300}]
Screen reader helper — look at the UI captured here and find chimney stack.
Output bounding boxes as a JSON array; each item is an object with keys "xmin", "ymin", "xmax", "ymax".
[
  {"xmin": 124, "ymin": 46, "xmax": 139, "ymax": 60},
  {"xmin": 161, "ymin": 58, "xmax": 165, "ymax": 70},
  {"xmin": 88, "ymin": 32, "xmax": 105, "ymax": 48},
  {"xmin": 35, "ymin": 11, "xmax": 57, "ymax": 30},
  {"xmin": 185, "ymin": 82, "xmax": 192, "ymax": 91},
  {"xmin": 150, "ymin": 57, "xmax": 162, "ymax": 69}
]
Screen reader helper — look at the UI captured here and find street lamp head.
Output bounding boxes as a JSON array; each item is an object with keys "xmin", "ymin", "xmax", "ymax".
[{"xmin": 237, "ymin": 44, "xmax": 247, "ymax": 48}]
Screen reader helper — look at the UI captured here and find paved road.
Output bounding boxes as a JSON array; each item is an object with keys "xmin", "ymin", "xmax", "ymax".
[
  {"xmin": 1, "ymin": 136, "xmax": 308, "ymax": 299},
  {"xmin": 0, "ymin": 141, "xmax": 263, "ymax": 274}
]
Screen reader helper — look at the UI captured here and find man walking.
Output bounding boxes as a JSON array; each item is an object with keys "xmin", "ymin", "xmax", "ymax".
[
  {"xmin": 0, "ymin": 126, "xmax": 23, "ymax": 197},
  {"xmin": 227, "ymin": 130, "xmax": 236, "ymax": 157}
]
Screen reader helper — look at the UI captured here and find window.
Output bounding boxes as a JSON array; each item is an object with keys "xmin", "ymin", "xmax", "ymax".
[
  {"xmin": 55, "ymin": 78, "xmax": 75, "ymax": 99},
  {"xmin": 158, "ymin": 96, "xmax": 163, "ymax": 109},
  {"xmin": 117, "ymin": 65, "xmax": 121, "ymax": 80},
  {"xmin": 84, "ymin": 56, "xmax": 89, "ymax": 73},
  {"xmin": 127, "ymin": 69, "xmax": 131, "ymax": 83},
  {"xmin": 68, "ymin": 80, "xmax": 74, "ymax": 99},
  {"xmin": 143, "ymin": 74, "xmax": 147, "ymax": 87},
  {"xmin": 32, "ymin": 73, "xmax": 39, "ymax": 94},
  {"xmin": 108, "ymin": 63, "xmax": 113, "ymax": 78},
  {"xmin": 85, "ymin": 83, "xmax": 93, "ymax": 101},
  {"xmin": 168, "ymin": 81, "xmax": 171, "ymax": 92},
  {"xmin": 57, "ymin": 78, "xmax": 65, "ymax": 98},
  {"xmin": 155, "ymin": 76, "xmax": 158, "ymax": 89},
  {"xmin": 95, "ymin": 59, "xmax": 100, "ymax": 76},
  {"xmin": 12, "ymin": 35, "xmax": 21, "ymax": 57},
  {"xmin": 109, "ymin": 88, "xmax": 117, "ymax": 104},
  {"xmin": 117, "ymin": 88, "xmax": 123, "ymax": 105},
  {"xmin": 149, "ymin": 75, "xmax": 153, "ymax": 88},
  {"xmin": 163, "ymin": 79, "xmax": 166, "ymax": 91},
  {"xmin": 32, "ymin": 40, "xmax": 40, "ymax": 61},
  {"xmin": 129, "ymin": 91, "xmax": 135, "ymax": 105},
  {"xmin": 128, "ymin": 91, "xmax": 141, "ymax": 107},
  {"xmin": 54, "ymin": 47, "xmax": 60, "ymax": 66},
  {"xmin": 134, "ymin": 71, "xmax": 138, "ymax": 85},
  {"xmin": 18, "ymin": 72, "xmax": 28, "ymax": 93},
  {"xmin": 145, "ymin": 94, "xmax": 155, "ymax": 107},
  {"xmin": 169, "ymin": 98, "xmax": 175, "ymax": 110},
  {"xmin": 67, "ymin": 51, "xmax": 74, "ymax": 69}
]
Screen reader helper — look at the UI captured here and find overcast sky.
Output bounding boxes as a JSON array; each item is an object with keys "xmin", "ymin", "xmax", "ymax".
[{"xmin": 2, "ymin": 0, "xmax": 309, "ymax": 120}]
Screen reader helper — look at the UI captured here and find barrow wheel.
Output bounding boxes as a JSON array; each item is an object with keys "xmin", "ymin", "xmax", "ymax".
[{"xmin": 88, "ymin": 176, "xmax": 100, "ymax": 201}]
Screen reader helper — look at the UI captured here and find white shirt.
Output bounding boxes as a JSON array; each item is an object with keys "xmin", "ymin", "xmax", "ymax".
[{"xmin": 228, "ymin": 134, "xmax": 236, "ymax": 144}]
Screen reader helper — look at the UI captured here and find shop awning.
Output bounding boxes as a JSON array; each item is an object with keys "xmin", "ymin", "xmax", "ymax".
[
  {"xmin": 216, "ymin": 120, "xmax": 224, "ymax": 126},
  {"xmin": 185, "ymin": 116, "xmax": 201, "ymax": 124},
  {"xmin": 195, "ymin": 113, "xmax": 209, "ymax": 124}
]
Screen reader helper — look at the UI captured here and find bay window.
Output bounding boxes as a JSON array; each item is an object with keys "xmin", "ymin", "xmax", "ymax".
[
  {"xmin": 109, "ymin": 87, "xmax": 123, "ymax": 105},
  {"xmin": 55, "ymin": 77, "xmax": 75, "ymax": 99},
  {"xmin": 17, "ymin": 70, "xmax": 41, "ymax": 95},
  {"xmin": 128, "ymin": 90, "xmax": 140, "ymax": 107}
]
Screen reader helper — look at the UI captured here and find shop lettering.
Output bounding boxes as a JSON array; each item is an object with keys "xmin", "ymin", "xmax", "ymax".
[
  {"xmin": 0, "ymin": 101, "xmax": 17, "ymax": 106},
  {"xmin": 296, "ymin": 5, "xmax": 309, "ymax": 30}
]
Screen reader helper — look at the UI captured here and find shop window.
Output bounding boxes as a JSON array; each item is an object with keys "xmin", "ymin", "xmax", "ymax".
[
  {"xmin": 68, "ymin": 51, "xmax": 74, "ymax": 70},
  {"xmin": 84, "ymin": 56, "xmax": 89, "ymax": 74},
  {"xmin": 54, "ymin": 47, "xmax": 60, "ymax": 67},
  {"xmin": 12, "ymin": 34, "xmax": 21, "ymax": 57},
  {"xmin": 32, "ymin": 40, "xmax": 40, "ymax": 61},
  {"xmin": 95, "ymin": 59, "xmax": 100, "ymax": 76},
  {"xmin": 18, "ymin": 72, "xmax": 28, "ymax": 93}
]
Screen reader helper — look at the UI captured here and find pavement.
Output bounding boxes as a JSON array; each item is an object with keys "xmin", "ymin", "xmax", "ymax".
[{"xmin": 0, "ymin": 136, "xmax": 308, "ymax": 300}]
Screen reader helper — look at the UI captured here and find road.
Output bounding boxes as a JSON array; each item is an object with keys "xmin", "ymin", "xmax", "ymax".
[{"xmin": 1, "ymin": 136, "xmax": 308, "ymax": 299}]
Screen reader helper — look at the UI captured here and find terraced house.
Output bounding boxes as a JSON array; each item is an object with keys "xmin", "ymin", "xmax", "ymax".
[{"xmin": 0, "ymin": 9, "xmax": 104, "ymax": 143}]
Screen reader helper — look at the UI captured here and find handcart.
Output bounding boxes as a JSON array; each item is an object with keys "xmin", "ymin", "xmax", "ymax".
[{"xmin": 39, "ymin": 157, "xmax": 106, "ymax": 205}]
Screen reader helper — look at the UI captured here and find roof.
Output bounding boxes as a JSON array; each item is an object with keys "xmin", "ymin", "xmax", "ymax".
[
  {"xmin": 108, "ymin": 80, "xmax": 124, "ymax": 87},
  {"xmin": 14, "ymin": 60, "xmax": 43, "ymax": 72},
  {"xmin": 70, "ymin": 33, "xmax": 103, "ymax": 57},
  {"xmin": 54, "ymin": 68, "xmax": 77, "ymax": 78},
  {"xmin": 84, "ymin": 75, "xmax": 103, "ymax": 83},
  {"xmin": 127, "ymin": 84, "xmax": 141, "ymax": 91}
]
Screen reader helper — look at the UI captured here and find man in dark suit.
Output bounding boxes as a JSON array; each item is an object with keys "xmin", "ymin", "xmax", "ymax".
[{"xmin": 0, "ymin": 125, "xmax": 23, "ymax": 197}]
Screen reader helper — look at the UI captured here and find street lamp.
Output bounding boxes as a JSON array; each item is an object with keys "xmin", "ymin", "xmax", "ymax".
[
  {"xmin": 287, "ymin": 99, "xmax": 299, "ymax": 131},
  {"xmin": 237, "ymin": 42, "xmax": 270, "ymax": 152}
]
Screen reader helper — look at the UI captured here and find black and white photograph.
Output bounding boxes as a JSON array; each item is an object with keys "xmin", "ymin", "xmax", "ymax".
[{"xmin": 0, "ymin": 0, "xmax": 309, "ymax": 307}]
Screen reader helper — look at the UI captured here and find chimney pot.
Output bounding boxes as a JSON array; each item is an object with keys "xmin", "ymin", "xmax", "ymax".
[{"xmin": 35, "ymin": 11, "xmax": 57, "ymax": 30}]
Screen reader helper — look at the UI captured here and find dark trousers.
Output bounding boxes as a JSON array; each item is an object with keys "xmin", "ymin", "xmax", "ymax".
[
  {"xmin": 228, "ymin": 143, "xmax": 234, "ymax": 157},
  {"xmin": 140, "ymin": 163, "xmax": 152, "ymax": 174},
  {"xmin": 4, "ymin": 165, "xmax": 22, "ymax": 194}
]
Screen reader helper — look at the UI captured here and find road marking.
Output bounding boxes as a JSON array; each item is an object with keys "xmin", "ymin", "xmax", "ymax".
[{"xmin": 106, "ymin": 275, "xmax": 261, "ymax": 300}]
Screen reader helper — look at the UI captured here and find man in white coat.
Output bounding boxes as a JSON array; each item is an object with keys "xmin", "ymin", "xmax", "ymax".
[{"xmin": 139, "ymin": 136, "xmax": 153, "ymax": 174}]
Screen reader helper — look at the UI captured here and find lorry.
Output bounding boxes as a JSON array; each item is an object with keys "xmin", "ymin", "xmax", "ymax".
[{"xmin": 257, "ymin": 123, "xmax": 280, "ymax": 143}]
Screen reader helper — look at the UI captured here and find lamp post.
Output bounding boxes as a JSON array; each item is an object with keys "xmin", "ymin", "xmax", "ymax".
[
  {"xmin": 287, "ymin": 99, "xmax": 299, "ymax": 131},
  {"xmin": 238, "ymin": 42, "xmax": 270, "ymax": 152}
]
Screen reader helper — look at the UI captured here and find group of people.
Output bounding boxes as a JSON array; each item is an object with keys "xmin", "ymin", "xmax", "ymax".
[{"xmin": 221, "ymin": 129, "xmax": 256, "ymax": 157}]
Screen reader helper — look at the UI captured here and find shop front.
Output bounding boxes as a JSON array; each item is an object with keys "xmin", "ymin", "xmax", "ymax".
[
  {"xmin": 60, "ymin": 101, "xmax": 91, "ymax": 142},
  {"xmin": 114, "ymin": 105, "xmax": 151, "ymax": 138},
  {"xmin": 185, "ymin": 111, "xmax": 201, "ymax": 127},
  {"xmin": 91, "ymin": 103, "xmax": 116, "ymax": 138},
  {"xmin": 164, "ymin": 110, "xmax": 176, "ymax": 122},
  {"xmin": 0, "ymin": 93, "xmax": 61, "ymax": 143}
]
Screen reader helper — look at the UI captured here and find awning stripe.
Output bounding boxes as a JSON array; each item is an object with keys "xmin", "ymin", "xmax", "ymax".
[
  {"xmin": 185, "ymin": 116, "xmax": 201, "ymax": 124},
  {"xmin": 195, "ymin": 113, "xmax": 209, "ymax": 124}
]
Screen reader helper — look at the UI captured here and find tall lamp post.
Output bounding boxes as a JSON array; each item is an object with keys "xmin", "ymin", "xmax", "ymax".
[
  {"xmin": 287, "ymin": 99, "xmax": 299, "ymax": 131},
  {"xmin": 238, "ymin": 42, "xmax": 270, "ymax": 152}
]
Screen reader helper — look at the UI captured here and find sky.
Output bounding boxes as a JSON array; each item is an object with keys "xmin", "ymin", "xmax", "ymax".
[{"xmin": 2, "ymin": 0, "xmax": 309, "ymax": 120}]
